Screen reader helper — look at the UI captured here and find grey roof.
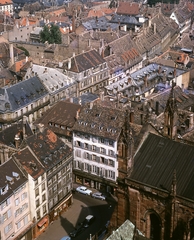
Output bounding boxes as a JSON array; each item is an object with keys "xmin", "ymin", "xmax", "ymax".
[
  {"xmin": 105, "ymin": 63, "xmax": 186, "ymax": 97},
  {"xmin": 131, "ymin": 133, "xmax": 194, "ymax": 200},
  {"xmin": 30, "ymin": 27, "xmax": 42, "ymax": 35},
  {"xmin": 110, "ymin": 14, "xmax": 141, "ymax": 26},
  {"xmin": 70, "ymin": 92, "xmax": 99, "ymax": 105},
  {"xmin": 0, "ymin": 76, "xmax": 48, "ymax": 112},
  {"xmin": 26, "ymin": 64, "xmax": 74, "ymax": 94},
  {"xmin": 107, "ymin": 219, "xmax": 147, "ymax": 240},
  {"xmin": 82, "ymin": 16, "xmax": 119, "ymax": 31},
  {"xmin": 0, "ymin": 159, "xmax": 28, "ymax": 203}
]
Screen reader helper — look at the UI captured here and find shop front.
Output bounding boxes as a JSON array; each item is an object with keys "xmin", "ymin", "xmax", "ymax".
[
  {"xmin": 49, "ymin": 193, "xmax": 72, "ymax": 222},
  {"xmin": 33, "ymin": 215, "xmax": 49, "ymax": 239}
]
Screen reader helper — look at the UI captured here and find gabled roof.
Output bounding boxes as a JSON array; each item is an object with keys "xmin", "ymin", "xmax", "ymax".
[
  {"xmin": 14, "ymin": 147, "xmax": 45, "ymax": 180},
  {"xmin": 116, "ymin": 2, "xmax": 140, "ymax": 16},
  {"xmin": 36, "ymin": 101, "xmax": 81, "ymax": 136},
  {"xmin": 0, "ymin": 0, "xmax": 12, "ymax": 5},
  {"xmin": 72, "ymin": 104, "xmax": 125, "ymax": 140},
  {"xmin": 68, "ymin": 49, "xmax": 105, "ymax": 73},
  {"xmin": 130, "ymin": 133, "xmax": 194, "ymax": 200},
  {"xmin": 0, "ymin": 120, "xmax": 33, "ymax": 147},
  {"xmin": 0, "ymin": 159, "xmax": 28, "ymax": 204},
  {"xmin": 25, "ymin": 128, "xmax": 72, "ymax": 170}
]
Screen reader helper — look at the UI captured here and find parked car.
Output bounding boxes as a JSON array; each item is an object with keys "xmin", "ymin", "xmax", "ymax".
[
  {"xmin": 69, "ymin": 225, "xmax": 84, "ymax": 238},
  {"xmin": 82, "ymin": 215, "xmax": 95, "ymax": 228},
  {"xmin": 60, "ymin": 237, "xmax": 71, "ymax": 240},
  {"xmin": 76, "ymin": 186, "xmax": 92, "ymax": 195},
  {"xmin": 92, "ymin": 192, "xmax": 106, "ymax": 200}
]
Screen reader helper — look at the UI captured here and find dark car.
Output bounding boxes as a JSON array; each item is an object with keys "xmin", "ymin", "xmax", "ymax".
[
  {"xmin": 69, "ymin": 226, "xmax": 84, "ymax": 238},
  {"xmin": 82, "ymin": 215, "xmax": 95, "ymax": 228}
]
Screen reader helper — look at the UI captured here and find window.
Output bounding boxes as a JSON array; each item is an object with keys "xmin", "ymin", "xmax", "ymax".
[
  {"xmin": 35, "ymin": 188, "xmax": 39, "ymax": 197},
  {"xmin": 49, "ymin": 200, "xmax": 53, "ymax": 209},
  {"xmin": 4, "ymin": 222, "xmax": 12, "ymax": 234},
  {"xmin": 100, "ymin": 138, "xmax": 104, "ymax": 143},
  {"xmin": 21, "ymin": 192, "xmax": 27, "ymax": 201},
  {"xmin": 100, "ymin": 148, "xmax": 105, "ymax": 154},
  {"xmin": 24, "ymin": 215, "xmax": 28, "ymax": 225},
  {"xmin": 36, "ymin": 210, "xmax": 40, "ymax": 220},
  {"xmin": 35, "ymin": 179, "xmax": 38, "ymax": 186},
  {"xmin": 42, "ymin": 183, "xmax": 45, "ymax": 191},
  {"xmin": 41, "ymin": 175, "xmax": 45, "ymax": 181},
  {"xmin": 109, "ymin": 141, "xmax": 114, "ymax": 146},
  {"xmin": 3, "ymin": 212, "xmax": 7, "ymax": 222},
  {"xmin": 15, "ymin": 198, "xmax": 20, "ymax": 206},
  {"xmin": 76, "ymin": 149, "xmax": 81, "ymax": 157},
  {"xmin": 92, "ymin": 155, "xmax": 96, "ymax": 161},
  {"xmin": 92, "ymin": 145, "xmax": 96, "ymax": 151},
  {"xmin": 42, "ymin": 194, "xmax": 46, "ymax": 202},
  {"xmin": 109, "ymin": 159, "xmax": 114, "ymax": 167},
  {"xmin": 53, "ymin": 175, "xmax": 57, "ymax": 182},
  {"xmin": 7, "ymin": 209, "xmax": 11, "ymax": 219},
  {"xmin": 53, "ymin": 185, "xmax": 57, "ymax": 193},
  {"xmin": 43, "ymin": 204, "xmax": 47, "ymax": 214},
  {"xmin": 36, "ymin": 199, "xmax": 40, "ymax": 208},
  {"xmin": 109, "ymin": 150, "xmax": 114, "ymax": 156},
  {"xmin": 48, "ymin": 179, "xmax": 52, "ymax": 186},
  {"xmin": 17, "ymin": 220, "xmax": 22, "ymax": 229}
]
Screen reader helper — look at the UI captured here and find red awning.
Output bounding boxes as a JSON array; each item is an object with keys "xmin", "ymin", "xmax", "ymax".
[{"xmin": 37, "ymin": 217, "xmax": 47, "ymax": 227}]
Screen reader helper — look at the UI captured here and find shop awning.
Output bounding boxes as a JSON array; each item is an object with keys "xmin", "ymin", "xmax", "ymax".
[{"xmin": 37, "ymin": 217, "xmax": 47, "ymax": 227}]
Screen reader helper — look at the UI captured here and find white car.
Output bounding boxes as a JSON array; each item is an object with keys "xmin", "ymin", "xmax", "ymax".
[
  {"xmin": 92, "ymin": 192, "xmax": 106, "ymax": 200},
  {"xmin": 76, "ymin": 186, "xmax": 92, "ymax": 195}
]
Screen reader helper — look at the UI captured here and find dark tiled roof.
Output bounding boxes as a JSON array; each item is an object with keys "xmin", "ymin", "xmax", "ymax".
[
  {"xmin": 131, "ymin": 133, "xmax": 194, "ymax": 200},
  {"xmin": 14, "ymin": 147, "xmax": 45, "ymax": 180},
  {"xmin": 0, "ymin": 121, "xmax": 33, "ymax": 147},
  {"xmin": 26, "ymin": 128, "xmax": 72, "ymax": 170},
  {"xmin": 36, "ymin": 101, "xmax": 81, "ymax": 136},
  {"xmin": 0, "ymin": 159, "xmax": 28, "ymax": 203},
  {"xmin": 69, "ymin": 49, "xmax": 105, "ymax": 73},
  {"xmin": 72, "ymin": 104, "xmax": 125, "ymax": 140},
  {"xmin": 0, "ymin": 76, "xmax": 49, "ymax": 112}
]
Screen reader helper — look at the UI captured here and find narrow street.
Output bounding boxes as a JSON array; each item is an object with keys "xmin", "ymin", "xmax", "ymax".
[{"xmin": 37, "ymin": 192, "xmax": 116, "ymax": 240}]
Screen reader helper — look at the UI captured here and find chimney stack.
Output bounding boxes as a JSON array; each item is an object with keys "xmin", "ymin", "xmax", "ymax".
[
  {"xmin": 68, "ymin": 58, "xmax": 71, "ymax": 69},
  {"xmin": 14, "ymin": 134, "xmax": 20, "ymax": 149},
  {"xmin": 9, "ymin": 43, "xmax": 14, "ymax": 67},
  {"xmin": 189, "ymin": 114, "xmax": 194, "ymax": 129},
  {"xmin": 23, "ymin": 116, "xmax": 28, "ymax": 139}
]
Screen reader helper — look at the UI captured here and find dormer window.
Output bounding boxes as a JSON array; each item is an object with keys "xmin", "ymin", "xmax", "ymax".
[
  {"xmin": 1, "ymin": 185, "xmax": 8, "ymax": 195},
  {"xmin": 6, "ymin": 176, "xmax": 14, "ymax": 185},
  {"xmin": 12, "ymin": 172, "xmax": 20, "ymax": 180}
]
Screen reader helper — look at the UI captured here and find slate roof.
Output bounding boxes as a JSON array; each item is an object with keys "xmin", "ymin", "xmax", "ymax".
[
  {"xmin": 110, "ymin": 14, "xmax": 141, "ymax": 27},
  {"xmin": 72, "ymin": 104, "xmax": 125, "ymax": 140},
  {"xmin": 36, "ymin": 101, "xmax": 81, "ymax": 136},
  {"xmin": 82, "ymin": 16, "xmax": 119, "ymax": 31},
  {"xmin": 0, "ymin": 159, "xmax": 28, "ymax": 204},
  {"xmin": 27, "ymin": 64, "xmax": 73, "ymax": 94},
  {"xmin": 130, "ymin": 133, "xmax": 194, "ymax": 200},
  {"xmin": 25, "ymin": 128, "xmax": 72, "ymax": 170},
  {"xmin": 14, "ymin": 147, "xmax": 45, "ymax": 180},
  {"xmin": 0, "ymin": 76, "xmax": 48, "ymax": 112},
  {"xmin": 0, "ymin": 120, "xmax": 33, "ymax": 147},
  {"xmin": 68, "ymin": 49, "xmax": 105, "ymax": 73}
]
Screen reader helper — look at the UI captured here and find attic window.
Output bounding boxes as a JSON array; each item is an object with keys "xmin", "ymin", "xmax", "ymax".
[
  {"xmin": 30, "ymin": 162, "xmax": 37, "ymax": 171},
  {"xmin": 99, "ymin": 126, "xmax": 103, "ymax": 130},
  {"xmin": 12, "ymin": 172, "xmax": 20, "ymax": 180},
  {"xmin": 111, "ymin": 116, "xmax": 116, "ymax": 120},
  {"xmin": 39, "ymin": 143, "xmax": 42, "ymax": 148},
  {"xmin": 1, "ymin": 185, "xmax": 8, "ymax": 195},
  {"xmin": 96, "ymin": 113, "xmax": 100, "ymax": 117},
  {"xmin": 91, "ymin": 123, "xmax": 95, "ymax": 128},
  {"xmin": 6, "ymin": 176, "xmax": 14, "ymax": 184}
]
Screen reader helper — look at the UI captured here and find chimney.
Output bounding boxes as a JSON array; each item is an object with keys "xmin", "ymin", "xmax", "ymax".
[
  {"xmin": 14, "ymin": 134, "xmax": 20, "ymax": 149},
  {"xmin": 130, "ymin": 110, "xmax": 134, "ymax": 123},
  {"xmin": 155, "ymin": 101, "xmax": 159, "ymax": 115},
  {"xmin": 23, "ymin": 116, "xmax": 28, "ymax": 139},
  {"xmin": 158, "ymin": 65, "xmax": 162, "ymax": 74},
  {"xmin": 68, "ymin": 58, "xmax": 71, "ymax": 69},
  {"xmin": 173, "ymin": 67, "xmax": 176, "ymax": 78},
  {"xmin": 38, "ymin": 123, "xmax": 44, "ymax": 133},
  {"xmin": 90, "ymin": 102, "xmax": 93, "ymax": 109},
  {"xmin": 76, "ymin": 109, "xmax": 80, "ymax": 119},
  {"xmin": 144, "ymin": 74, "xmax": 148, "ymax": 87},
  {"xmin": 182, "ymin": 84, "xmax": 184, "ymax": 92},
  {"xmin": 100, "ymin": 91, "xmax": 104, "ymax": 101},
  {"xmin": 189, "ymin": 114, "xmax": 194, "ymax": 129},
  {"xmin": 88, "ymin": 39, "xmax": 91, "ymax": 47},
  {"xmin": 154, "ymin": 23, "xmax": 156, "ymax": 34},
  {"xmin": 9, "ymin": 43, "xmax": 14, "ymax": 67}
]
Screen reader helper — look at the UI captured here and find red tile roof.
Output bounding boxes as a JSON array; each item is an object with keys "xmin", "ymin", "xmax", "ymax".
[
  {"xmin": 116, "ymin": 2, "xmax": 139, "ymax": 15},
  {"xmin": 0, "ymin": 0, "xmax": 12, "ymax": 5}
]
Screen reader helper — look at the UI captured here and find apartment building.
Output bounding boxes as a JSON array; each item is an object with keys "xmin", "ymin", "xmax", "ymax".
[
  {"xmin": 64, "ymin": 49, "xmax": 110, "ymax": 96},
  {"xmin": 72, "ymin": 102, "xmax": 127, "ymax": 192},
  {"xmin": 0, "ymin": 159, "xmax": 31, "ymax": 240}
]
